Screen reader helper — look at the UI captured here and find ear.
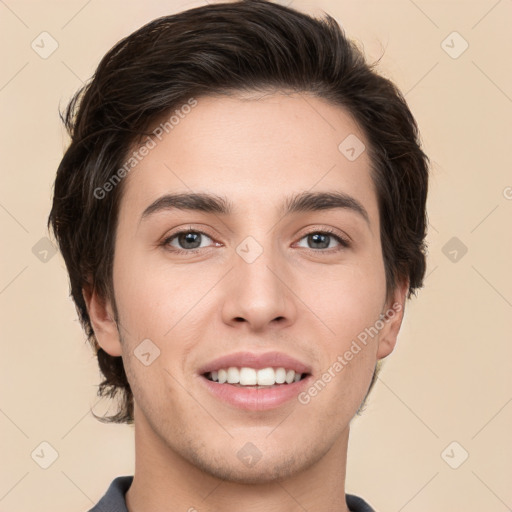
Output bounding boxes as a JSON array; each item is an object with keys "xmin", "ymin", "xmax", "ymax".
[
  {"xmin": 82, "ymin": 284, "xmax": 123, "ymax": 357},
  {"xmin": 376, "ymin": 279, "xmax": 409, "ymax": 360}
]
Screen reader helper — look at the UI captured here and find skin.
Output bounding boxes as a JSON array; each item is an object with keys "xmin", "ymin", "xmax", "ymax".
[{"xmin": 84, "ymin": 90, "xmax": 408, "ymax": 512}]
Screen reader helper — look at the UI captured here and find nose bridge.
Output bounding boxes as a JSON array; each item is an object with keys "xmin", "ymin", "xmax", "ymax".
[
  {"xmin": 235, "ymin": 232, "xmax": 283, "ymax": 299},
  {"xmin": 221, "ymin": 231, "xmax": 295, "ymax": 329}
]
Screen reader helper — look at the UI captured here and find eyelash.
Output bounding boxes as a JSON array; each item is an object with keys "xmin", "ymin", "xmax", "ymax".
[{"xmin": 160, "ymin": 227, "xmax": 350, "ymax": 255}]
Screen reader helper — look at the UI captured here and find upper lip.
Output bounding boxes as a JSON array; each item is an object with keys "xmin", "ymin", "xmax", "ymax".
[{"xmin": 198, "ymin": 351, "xmax": 312, "ymax": 375}]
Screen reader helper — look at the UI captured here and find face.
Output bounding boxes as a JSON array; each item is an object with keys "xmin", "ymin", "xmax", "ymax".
[{"xmin": 86, "ymin": 91, "xmax": 406, "ymax": 483}]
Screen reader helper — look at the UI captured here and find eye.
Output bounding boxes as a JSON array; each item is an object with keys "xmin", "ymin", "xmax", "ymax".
[
  {"xmin": 295, "ymin": 229, "xmax": 350, "ymax": 251},
  {"xmin": 160, "ymin": 227, "xmax": 350, "ymax": 255},
  {"xmin": 161, "ymin": 228, "xmax": 217, "ymax": 254}
]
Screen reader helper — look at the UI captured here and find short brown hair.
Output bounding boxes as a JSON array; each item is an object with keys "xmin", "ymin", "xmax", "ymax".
[{"xmin": 48, "ymin": 0, "xmax": 429, "ymax": 424}]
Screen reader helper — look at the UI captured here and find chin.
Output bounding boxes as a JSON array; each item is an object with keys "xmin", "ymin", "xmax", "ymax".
[
  {"xmin": 186, "ymin": 442, "xmax": 322, "ymax": 485},
  {"xmin": 196, "ymin": 459, "xmax": 298, "ymax": 484}
]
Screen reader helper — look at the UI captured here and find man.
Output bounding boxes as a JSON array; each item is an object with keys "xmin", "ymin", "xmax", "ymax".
[{"xmin": 48, "ymin": 1, "xmax": 429, "ymax": 511}]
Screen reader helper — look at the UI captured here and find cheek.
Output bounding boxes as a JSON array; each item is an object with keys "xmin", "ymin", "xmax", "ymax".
[
  {"xmin": 113, "ymin": 246, "xmax": 184, "ymax": 330},
  {"xmin": 302, "ymin": 261, "xmax": 386, "ymax": 339},
  {"xmin": 300, "ymin": 260, "xmax": 385, "ymax": 404},
  {"xmin": 300, "ymin": 275, "xmax": 382, "ymax": 407},
  {"xmin": 112, "ymin": 250, "xmax": 205, "ymax": 386}
]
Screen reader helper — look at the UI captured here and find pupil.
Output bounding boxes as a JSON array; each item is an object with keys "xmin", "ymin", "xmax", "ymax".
[
  {"xmin": 178, "ymin": 232, "xmax": 329, "ymax": 250},
  {"xmin": 180, "ymin": 232, "xmax": 201, "ymax": 249},
  {"xmin": 310, "ymin": 233, "xmax": 328, "ymax": 249}
]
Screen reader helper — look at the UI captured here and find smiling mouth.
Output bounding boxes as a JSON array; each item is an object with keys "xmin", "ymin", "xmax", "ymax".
[{"xmin": 203, "ymin": 367, "xmax": 310, "ymax": 388}]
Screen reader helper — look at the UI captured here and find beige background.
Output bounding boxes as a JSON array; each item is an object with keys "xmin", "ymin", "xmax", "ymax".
[{"xmin": 1, "ymin": 0, "xmax": 511, "ymax": 510}]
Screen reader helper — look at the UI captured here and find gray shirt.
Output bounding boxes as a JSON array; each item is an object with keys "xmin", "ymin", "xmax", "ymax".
[{"xmin": 87, "ymin": 476, "xmax": 377, "ymax": 512}]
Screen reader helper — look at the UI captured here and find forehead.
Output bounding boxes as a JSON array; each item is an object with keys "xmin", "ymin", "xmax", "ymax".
[{"xmin": 118, "ymin": 92, "xmax": 378, "ymax": 226}]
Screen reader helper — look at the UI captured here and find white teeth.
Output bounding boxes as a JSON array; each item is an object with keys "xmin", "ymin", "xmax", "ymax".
[
  {"xmin": 218, "ymin": 369, "xmax": 227, "ymax": 384},
  {"xmin": 207, "ymin": 366, "xmax": 305, "ymax": 386},
  {"xmin": 275, "ymin": 367, "xmax": 286, "ymax": 384},
  {"xmin": 227, "ymin": 367, "xmax": 239, "ymax": 384},
  {"xmin": 256, "ymin": 367, "xmax": 275, "ymax": 386},
  {"xmin": 239, "ymin": 367, "xmax": 257, "ymax": 385}
]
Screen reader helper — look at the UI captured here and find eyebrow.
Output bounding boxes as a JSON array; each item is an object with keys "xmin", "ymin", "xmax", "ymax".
[{"xmin": 140, "ymin": 191, "xmax": 370, "ymax": 225}]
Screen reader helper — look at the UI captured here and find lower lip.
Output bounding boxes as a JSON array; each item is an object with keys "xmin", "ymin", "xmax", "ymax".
[{"xmin": 199, "ymin": 374, "xmax": 312, "ymax": 411}]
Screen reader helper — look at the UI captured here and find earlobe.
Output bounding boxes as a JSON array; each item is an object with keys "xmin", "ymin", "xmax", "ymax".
[
  {"xmin": 82, "ymin": 284, "xmax": 123, "ymax": 357},
  {"xmin": 376, "ymin": 279, "xmax": 409, "ymax": 360}
]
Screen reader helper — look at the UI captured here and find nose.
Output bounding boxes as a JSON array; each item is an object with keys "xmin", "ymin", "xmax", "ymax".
[{"xmin": 220, "ymin": 238, "xmax": 297, "ymax": 332}]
